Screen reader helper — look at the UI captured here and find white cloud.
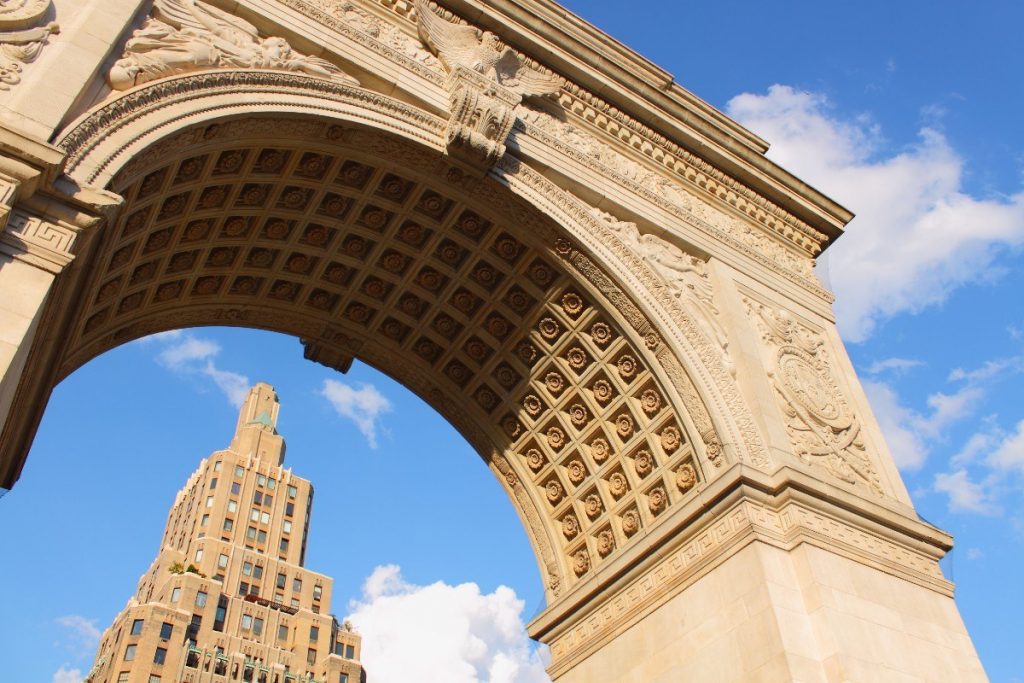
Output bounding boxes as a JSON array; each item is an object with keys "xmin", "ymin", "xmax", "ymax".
[
  {"xmin": 157, "ymin": 336, "xmax": 220, "ymax": 369},
  {"xmin": 52, "ymin": 666, "xmax": 83, "ymax": 683},
  {"xmin": 321, "ymin": 379, "xmax": 392, "ymax": 449},
  {"xmin": 866, "ymin": 357, "xmax": 923, "ymax": 376},
  {"xmin": 988, "ymin": 419, "xmax": 1024, "ymax": 473},
  {"xmin": 948, "ymin": 356, "xmax": 1024, "ymax": 383},
  {"xmin": 203, "ymin": 361, "xmax": 251, "ymax": 408},
  {"xmin": 862, "ymin": 380, "xmax": 930, "ymax": 470},
  {"xmin": 934, "ymin": 469, "xmax": 997, "ymax": 515},
  {"xmin": 147, "ymin": 332, "xmax": 251, "ymax": 407},
  {"xmin": 727, "ymin": 85, "xmax": 1024, "ymax": 341},
  {"xmin": 862, "ymin": 380, "xmax": 979, "ymax": 470},
  {"xmin": 346, "ymin": 565, "xmax": 550, "ymax": 683},
  {"xmin": 966, "ymin": 548, "xmax": 984, "ymax": 561},
  {"xmin": 55, "ymin": 615, "xmax": 100, "ymax": 658}
]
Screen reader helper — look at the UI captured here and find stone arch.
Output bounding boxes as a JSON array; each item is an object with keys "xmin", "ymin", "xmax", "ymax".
[{"xmin": 16, "ymin": 70, "xmax": 770, "ymax": 605}]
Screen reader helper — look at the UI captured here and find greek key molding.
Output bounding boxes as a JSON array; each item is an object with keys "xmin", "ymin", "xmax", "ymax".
[{"xmin": 0, "ymin": 208, "xmax": 76, "ymax": 272}]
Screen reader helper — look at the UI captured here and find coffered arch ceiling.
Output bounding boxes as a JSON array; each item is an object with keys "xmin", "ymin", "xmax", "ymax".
[{"xmin": 40, "ymin": 72, "xmax": 763, "ymax": 604}]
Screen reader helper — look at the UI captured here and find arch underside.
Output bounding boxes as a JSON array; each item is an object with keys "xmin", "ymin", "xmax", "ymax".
[{"xmin": 34, "ymin": 73, "xmax": 762, "ymax": 605}]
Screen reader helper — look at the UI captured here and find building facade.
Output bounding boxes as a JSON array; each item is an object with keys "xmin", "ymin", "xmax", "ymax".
[{"xmin": 85, "ymin": 384, "xmax": 365, "ymax": 683}]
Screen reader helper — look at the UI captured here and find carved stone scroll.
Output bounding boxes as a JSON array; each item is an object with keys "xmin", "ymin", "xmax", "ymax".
[{"xmin": 443, "ymin": 66, "xmax": 520, "ymax": 172}]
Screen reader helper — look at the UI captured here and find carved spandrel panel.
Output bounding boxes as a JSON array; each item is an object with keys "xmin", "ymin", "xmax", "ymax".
[{"xmin": 745, "ymin": 297, "xmax": 884, "ymax": 495}]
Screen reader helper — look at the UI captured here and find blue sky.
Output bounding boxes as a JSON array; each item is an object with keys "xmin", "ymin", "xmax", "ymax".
[{"xmin": 2, "ymin": 1, "xmax": 1023, "ymax": 681}]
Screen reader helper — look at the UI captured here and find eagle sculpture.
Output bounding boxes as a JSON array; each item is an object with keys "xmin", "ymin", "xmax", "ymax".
[{"xmin": 415, "ymin": 0, "xmax": 561, "ymax": 99}]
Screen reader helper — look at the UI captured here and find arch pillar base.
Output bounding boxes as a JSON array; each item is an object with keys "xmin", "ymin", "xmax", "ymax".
[{"xmin": 530, "ymin": 466, "xmax": 987, "ymax": 682}]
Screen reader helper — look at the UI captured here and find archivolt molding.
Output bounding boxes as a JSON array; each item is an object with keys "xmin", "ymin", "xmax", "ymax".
[{"xmin": 270, "ymin": 0, "xmax": 830, "ymax": 292}]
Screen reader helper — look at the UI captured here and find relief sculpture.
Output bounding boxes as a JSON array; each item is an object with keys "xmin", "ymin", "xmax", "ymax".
[
  {"xmin": 109, "ymin": 0, "xmax": 359, "ymax": 90},
  {"xmin": 591, "ymin": 207, "xmax": 732, "ymax": 372},
  {"xmin": 0, "ymin": 0, "xmax": 58, "ymax": 90},
  {"xmin": 746, "ymin": 298, "xmax": 883, "ymax": 494}
]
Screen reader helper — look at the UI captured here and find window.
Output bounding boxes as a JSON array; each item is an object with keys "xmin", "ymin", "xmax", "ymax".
[
  {"xmin": 249, "ymin": 584, "xmax": 259, "ymax": 596},
  {"xmin": 217, "ymin": 553, "xmax": 228, "ymax": 569},
  {"xmin": 247, "ymin": 526, "xmax": 257, "ymax": 540},
  {"xmin": 201, "ymin": 514, "xmax": 209, "ymax": 527},
  {"xmin": 228, "ymin": 500, "xmax": 238, "ymax": 513},
  {"xmin": 288, "ymin": 485, "xmax": 297, "ymax": 499},
  {"xmin": 268, "ymin": 477, "xmax": 276, "ymax": 490},
  {"xmin": 240, "ymin": 581, "xmax": 249, "ymax": 595},
  {"xmin": 313, "ymin": 585, "xmax": 322, "ymax": 601},
  {"xmin": 290, "ymin": 598, "xmax": 299, "ymax": 608},
  {"xmin": 257, "ymin": 474, "xmax": 267, "ymax": 487},
  {"xmin": 254, "ymin": 491, "xmax": 263, "ymax": 505},
  {"xmin": 154, "ymin": 647, "xmax": 167, "ymax": 664},
  {"xmin": 160, "ymin": 622, "xmax": 173, "ymax": 640},
  {"xmin": 124, "ymin": 644, "xmax": 136, "ymax": 661},
  {"xmin": 195, "ymin": 548, "xmax": 203, "ymax": 563},
  {"xmin": 241, "ymin": 614, "xmax": 253, "ymax": 631},
  {"xmin": 195, "ymin": 591, "xmax": 208, "ymax": 608},
  {"xmin": 257, "ymin": 530, "xmax": 267, "ymax": 544},
  {"xmin": 340, "ymin": 675, "xmax": 348, "ymax": 683},
  {"xmin": 118, "ymin": 674, "xmax": 129, "ymax": 683},
  {"xmin": 235, "ymin": 465, "xmax": 245, "ymax": 477},
  {"xmin": 285, "ymin": 502, "xmax": 294, "ymax": 517},
  {"xmin": 243, "ymin": 561, "xmax": 253, "ymax": 576},
  {"xmin": 277, "ymin": 573, "xmax": 286, "ymax": 589},
  {"xmin": 251, "ymin": 508, "xmax": 260, "ymax": 522},
  {"xmin": 206, "ymin": 496, "xmax": 214, "ymax": 508},
  {"xmin": 253, "ymin": 617, "xmax": 264, "ymax": 636},
  {"xmin": 253, "ymin": 564, "xmax": 263, "ymax": 579},
  {"xmin": 149, "ymin": 676, "xmax": 162, "ymax": 683},
  {"xmin": 309, "ymin": 625, "xmax": 319, "ymax": 642},
  {"xmin": 231, "ymin": 481, "xmax": 241, "ymax": 495},
  {"xmin": 210, "ymin": 477, "xmax": 217, "ymax": 490},
  {"xmin": 214, "ymin": 596, "xmax": 227, "ymax": 632},
  {"xmin": 283, "ymin": 520, "xmax": 292, "ymax": 534},
  {"xmin": 261, "ymin": 511, "xmax": 270, "ymax": 524},
  {"xmin": 345, "ymin": 644, "xmax": 355, "ymax": 659},
  {"xmin": 214, "ymin": 460, "xmax": 222, "ymax": 472},
  {"xmin": 279, "ymin": 538, "xmax": 289, "ymax": 552},
  {"xmin": 264, "ymin": 494, "xmax": 273, "ymax": 506},
  {"xmin": 307, "ymin": 648, "xmax": 317, "ymax": 666},
  {"xmin": 278, "ymin": 624, "xmax": 288, "ymax": 640},
  {"xmin": 171, "ymin": 587, "xmax": 181, "ymax": 603},
  {"xmin": 293, "ymin": 578, "xmax": 302, "ymax": 592},
  {"xmin": 130, "ymin": 619, "xmax": 144, "ymax": 636},
  {"xmin": 223, "ymin": 518, "xmax": 233, "ymax": 532}
]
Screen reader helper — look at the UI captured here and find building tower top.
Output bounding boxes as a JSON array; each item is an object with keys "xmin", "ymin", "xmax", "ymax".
[{"xmin": 230, "ymin": 382, "xmax": 286, "ymax": 466}]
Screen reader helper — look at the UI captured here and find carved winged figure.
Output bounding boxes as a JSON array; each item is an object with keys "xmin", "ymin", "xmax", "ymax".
[
  {"xmin": 110, "ymin": 0, "xmax": 359, "ymax": 90},
  {"xmin": 415, "ymin": 0, "xmax": 560, "ymax": 99}
]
